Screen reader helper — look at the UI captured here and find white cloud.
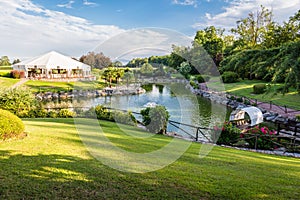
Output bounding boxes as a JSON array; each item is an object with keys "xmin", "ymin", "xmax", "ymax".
[
  {"xmin": 193, "ymin": 0, "xmax": 300, "ymax": 31},
  {"xmin": 0, "ymin": 0, "xmax": 124, "ymax": 59},
  {"xmin": 94, "ymin": 28, "xmax": 192, "ymax": 62},
  {"xmin": 172, "ymin": 0, "xmax": 198, "ymax": 8},
  {"xmin": 57, "ymin": 0, "xmax": 74, "ymax": 9},
  {"xmin": 83, "ymin": 0, "xmax": 98, "ymax": 7}
]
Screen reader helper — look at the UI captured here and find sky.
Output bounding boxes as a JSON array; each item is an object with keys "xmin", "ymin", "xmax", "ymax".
[{"xmin": 0, "ymin": 0, "xmax": 299, "ymax": 61}]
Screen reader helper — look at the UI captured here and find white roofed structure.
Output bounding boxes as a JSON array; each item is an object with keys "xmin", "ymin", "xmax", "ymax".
[
  {"xmin": 229, "ymin": 106, "xmax": 263, "ymax": 127},
  {"xmin": 13, "ymin": 51, "xmax": 93, "ymax": 81}
]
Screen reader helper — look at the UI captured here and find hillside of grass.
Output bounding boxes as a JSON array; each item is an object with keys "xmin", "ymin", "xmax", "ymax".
[
  {"xmin": 24, "ymin": 80, "xmax": 106, "ymax": 92},
  {"xmin": 0, "ymin": 118, "xmax": 299, "ymax": 199},
  {"xmin": 208, "ymin": 78, "xmax": 300, "ymax": 110},
  {"xmin": 0, "ymin": 77, "xmax": 19, "ymax": 88}
]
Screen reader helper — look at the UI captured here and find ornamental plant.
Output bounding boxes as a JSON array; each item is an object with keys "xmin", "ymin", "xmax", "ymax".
[
  {"xmin": 242, "ymin": 125, "xmax": 277, "ymax": 150},
  {"xmin": 216, "ymin": 121, "xmax": 241, "ymax": 145},
  {"xmin": 141, "ymin": 105, "xmax": 170, "ymax": 134},
  {"xmin": 0, "ymin": 109, "xmax": 25, "ymax": 140}
]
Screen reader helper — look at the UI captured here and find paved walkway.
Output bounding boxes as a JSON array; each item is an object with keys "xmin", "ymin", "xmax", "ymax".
[
  {"xmin": 11, "ymin": 78, "xmax": 28, "ymax": 89},
  {"xmin": 255, "ymin": 101, "xmax": 300, "ymax": 118}
]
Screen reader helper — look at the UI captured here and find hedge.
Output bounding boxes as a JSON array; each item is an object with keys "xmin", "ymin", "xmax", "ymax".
[
  {"xmin": 221, "ymin": 71, "xmax": 239, "ymax": 83},
  {"xmin": 253, "ymin": 84, "xmax": 267, "ymax": 94}
]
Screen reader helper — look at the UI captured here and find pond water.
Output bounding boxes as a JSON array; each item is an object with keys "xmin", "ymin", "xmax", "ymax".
[{"xmin": 69, "ymin": 84, "xmax": 229, "ymax": 141}]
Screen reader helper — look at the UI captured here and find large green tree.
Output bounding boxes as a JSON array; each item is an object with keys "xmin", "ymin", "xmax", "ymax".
[
  {"xmin": 263, "ymin": 10, "xmax": 300, "ymax": 48},
  {"xmin": 194, "ymin": 26, "xmax": 224, "ymax": 66},
  {"xmin": 0, "ymin": 56, "xmax": 11, "ymax": 66},
  {"xmin": 231, "ymin": 5, "xmax": 274, "ymax": 49}
]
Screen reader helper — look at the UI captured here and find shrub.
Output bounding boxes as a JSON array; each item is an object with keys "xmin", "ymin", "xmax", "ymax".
[
  {"xmin": 141, "ymin": 105, "xmax": 170, "ymax": 134},
  {"xmin": 216, "ymin": 122, "xmax": 241, "ymax": 145},
  {"xmin": 19, "ymin": 71, "xmax": 25, "ymax": 78},
  {"xmin": 194, "ymin": 75, "xmax": 211, "ymax": 83},
  {"xmin": 296, "ymin": 115, "xmax": 300, "ymax": 122},
  {"xmin": 10, "ymin": 70, "xmax": 20, "ymax": 79},
  {"xmin": 0, "ymin": 109, "xmax": 25, "ymax": 140},
  {"xmin": 189, "ymin": 80, "xmax": 199, "ymax": 89},
  {"xmin": 0, "ymin": 71, "xmax": 11, "ymax": 77},
  {"xmin": 57, "ymin": 109, "xmax": 76, "ymax": 118},
  {"xmin": 253, "ymin": 84, "xmax": 266, "ymax": 94},
  {"xmin": 83, "ymin": 105, "xmax": 137, "ymax": 125},
  {"xmin": 236, "ymin": 97, "xmax": 243, "ymax": 102},
  {"xmin": 229, "ymin": 96, "xmax": 236, "ymax": 101},
  {"xmin": 47, "ymin": 111, "xmax": 58, "ymax": 118},
  {"xmin": 0, "ymin": 88, "xmax": 38, "ymax": 117},
  {"xmin": 140, "ymin": 63, "xmax": 154, "ymax": 75},
  {"xmin": 27, "ymin": 109, "xmax": 48, "ymax": 118},
  {"xmin": 94, "ymin": 105, "xmax": 112, "ymax": 121},
  {"xmin": 244, "ymin": 99, "xmax": 250, "ymax": 105},
  {"xmin": 112, "ymin": 111, "xmax": 137, "ymax": 126},
  {"xmin": 221, "ymin": 71, "xmax": 239, "ymax": 83},
  {"xmin": 243, "ymin": 126, "xmax": 277, "ymax": 150}
]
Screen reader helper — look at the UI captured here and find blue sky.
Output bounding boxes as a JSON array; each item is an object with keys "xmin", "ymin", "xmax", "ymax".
[
  {"xmin": 32, "ymin": 0, "xmax": 225, "ymax": 34},
  {"xmin": 0, "ymin": 0, "xmax": 299, "ymax": 60}
]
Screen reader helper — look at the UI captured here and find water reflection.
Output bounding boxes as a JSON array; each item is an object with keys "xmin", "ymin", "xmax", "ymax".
[{"xmin": 59, "ymin": 84, "xmax": 228, "ymax": 141}]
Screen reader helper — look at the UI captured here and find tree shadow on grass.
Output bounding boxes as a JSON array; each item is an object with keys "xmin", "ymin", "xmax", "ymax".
[{"xmin": 0, "ymin": 151, "xmax": 208, "ymax": 199}]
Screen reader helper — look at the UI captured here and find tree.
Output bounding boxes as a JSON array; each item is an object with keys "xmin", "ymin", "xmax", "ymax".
[
  {"xmin": 194, "ymin": 26, "xmax": 225, "ymax": 66},
  {"xmin": 141, "ymin": 105, "xmax": 170, "ymax": 134},
  {"xmin": 12, "ymin": 59, "xmax": 21, "ymax": 65},
  {"xmin": 231, "ymin": 5, "xmax": 274, "ymax": 49},
  {"xmin": 0, "ymin": 56, "xmax": 11, "ymax": 66},
  {"xmin": 102, "ymin": 67, "xmax": 116, "ymax": 87},
  {"xmin": 263, "ymin": 10, "xmax": 300, "ymax": 48},
  {"xmin": 80, "ymin": 52, "xmax": 111, "ymax": 69},
  {"xmin": 123, "ymin": 71, "xmax": 134, "ymax": 89},
  {"xmin": 140, "ymin": 63, "xmax": 154, "ymax": 75},
  {"xmin": 102, "ymin": 67, "xmax": 124, "ymax": 86},
  {"xmin": 126, "ymin": 57, "xmax": 148, "ymax": 68},
  {"xmin": 113, "ymin": 61, "xmax": 123, "ymax": 68},
  {"xmin": 178, "ymin": 62, "xmax": 191, "ymax": 78}
]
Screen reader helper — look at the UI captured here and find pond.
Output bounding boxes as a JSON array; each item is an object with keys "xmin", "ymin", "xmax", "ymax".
[{"xmin": 68, "ymin": 84, "xmax": 229, "ymax": 141}]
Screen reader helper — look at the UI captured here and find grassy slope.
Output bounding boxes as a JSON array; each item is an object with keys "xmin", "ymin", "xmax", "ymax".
[
  {"xmin": 0, "ymin": 77, "xmax": 19, "ymax": 88},
  {"xmin": 24, "ymin": 80, "xmax": 106, "ymax": 92},
  {"xmin": 0, "ymin": 118, "xmax": 299, "ymax": 199},
  {"xmin": 208, "ymin": 78, "xmax": 300, "ymax": 110}
]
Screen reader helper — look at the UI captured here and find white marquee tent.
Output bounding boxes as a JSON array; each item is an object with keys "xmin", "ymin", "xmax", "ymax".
[
  {"xmin": 229, "ymin": 106, "xmax": 263, "ymax": 127},
  {"xmin": 13, "ymin": 51, "xmax": 92, "ymax": 79}
]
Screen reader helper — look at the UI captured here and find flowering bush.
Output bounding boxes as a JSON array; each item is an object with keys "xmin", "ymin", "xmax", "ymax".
[{"xmin": 242, "ymin": 125, "xmax": 277, "ymax": 150}]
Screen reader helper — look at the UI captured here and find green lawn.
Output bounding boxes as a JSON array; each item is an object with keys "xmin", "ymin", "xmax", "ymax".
[
  {"xmin": 0, "ymin": 77, "xmax": 19, "ymax": 88},
  {"xmin": 0, "ymin": 118, "xmax": 299, "ymax": 199},
  {"xmin": 24, "ymin": 80, "xmax": 106, "ymax": 92},
  {"xmin": 208, "ymin": 78, "xmax": 300, "ymax": 110}
]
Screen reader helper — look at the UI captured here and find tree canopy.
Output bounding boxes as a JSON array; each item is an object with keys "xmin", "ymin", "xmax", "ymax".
[{"xmin": 80, "ymin": 52, "xmax": 111, "ymax": 69}]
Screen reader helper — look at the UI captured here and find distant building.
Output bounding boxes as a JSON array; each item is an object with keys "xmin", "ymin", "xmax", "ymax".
[{"xmin": 12, "ymin": 51, "xmax": 93, "ymax": 80}]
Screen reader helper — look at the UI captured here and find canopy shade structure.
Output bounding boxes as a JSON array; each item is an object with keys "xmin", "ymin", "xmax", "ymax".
[
  {"xmin": 229, "ymin": 106, "xmax": 263, "ymax": 127},
  {"xmin": 13, "ymin": 51, "xmax": 92, "ymax": 80}
]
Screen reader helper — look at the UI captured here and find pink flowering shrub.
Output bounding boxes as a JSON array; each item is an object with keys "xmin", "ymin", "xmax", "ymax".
[{"xmin": 242, "ymin": 125, "xmax": 277, "ymax": 150}]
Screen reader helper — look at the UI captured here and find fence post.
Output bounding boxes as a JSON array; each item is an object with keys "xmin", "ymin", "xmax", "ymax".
[
  {"xmin": 270, "ymin": 101, "xmax": 272, "ymax": 110},
  {"xmin": 284, "ymin": 105, "xmax": 287, "ymax": 113},
  {"xmin": 196, "ymin": 128, "xmax": 199, "ymax": 142}
]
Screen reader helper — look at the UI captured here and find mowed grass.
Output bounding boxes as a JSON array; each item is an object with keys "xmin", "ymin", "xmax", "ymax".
[
  {"xmin": 208, "ymin": 78, "xmax": 300, "ymax": 110},
  {"xmin": 0, "ymin": 77, "xmax": 20, "ymax": 88},
  {"xmin": 24, "ymin": 80, "xmax": 106, "ymax": 92},
  {"xmin": 0, "ymin": 118, "xmax": 299, "ymax": 199}
]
